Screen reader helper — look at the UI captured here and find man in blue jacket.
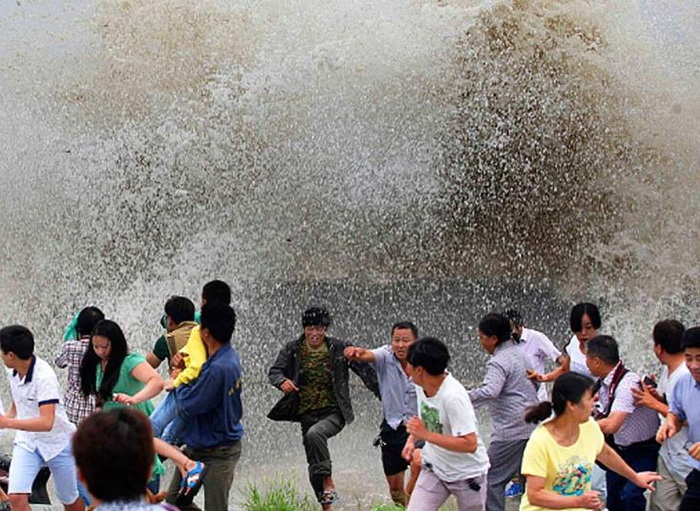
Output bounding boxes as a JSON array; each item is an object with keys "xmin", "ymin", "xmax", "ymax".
[{"xmin": 165, "ymin": 302, "xmax": 243, "ymax": 511}]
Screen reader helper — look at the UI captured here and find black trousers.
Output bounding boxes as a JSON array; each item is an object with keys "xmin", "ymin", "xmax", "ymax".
[
  {"xmin": 681, "ymin": 469, "xmax": 700, "ymax": 511},
  {"xmin": 606, "ymin": 439, "xmax": 659, "ymax": 511},
  {"xmin": 299, "ymin": 408, "xmax": 345, "ymax": 500}
]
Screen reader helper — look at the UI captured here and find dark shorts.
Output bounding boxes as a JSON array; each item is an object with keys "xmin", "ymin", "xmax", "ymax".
[
  {"xmin": 681, "ymin": 469, "xmax": 700, "ymax": 511},
  {"xmin": 379, "ymin": 420, "xmax": 410, "ymax": 476}
]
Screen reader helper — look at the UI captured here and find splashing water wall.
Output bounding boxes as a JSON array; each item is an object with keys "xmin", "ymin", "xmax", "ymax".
[{"xmin": 1, "ymin": 0, "xmax": 699, "ymax": 505}]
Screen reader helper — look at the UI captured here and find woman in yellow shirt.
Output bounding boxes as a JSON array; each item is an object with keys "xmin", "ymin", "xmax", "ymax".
[{"xmin": 520, "ymin": 372, "xmax": 660, "ymax": 510}]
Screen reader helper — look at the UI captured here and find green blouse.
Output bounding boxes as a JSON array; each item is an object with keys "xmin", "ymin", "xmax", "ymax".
[{"xmin": 96, "ymin": 352, "xmax": 164, "ymax": 477}]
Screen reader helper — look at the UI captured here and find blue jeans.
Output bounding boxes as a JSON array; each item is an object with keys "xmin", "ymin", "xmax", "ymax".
[
  {"xmin": 150, "ymin": 391, "xmax": 184, "ymax": 445},
  {"xmin": 606, "ymin": 440, "xmax": 659, "ymax": 511},
  {"xmin": 77, "ymin": 480, "xmax": 91, "ymax": 506}
]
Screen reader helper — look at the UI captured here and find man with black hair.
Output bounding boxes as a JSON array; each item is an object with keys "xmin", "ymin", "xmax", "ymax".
[
  {"xmin": 632, "ymin": 320, "xmax": 692, "ymax": 510},
  {"xmin": 0, "ymin": 325, "xmax": 84, "ymax": 511},
  {"xmin": 147, "ymin": 296, "xmax": 197, "ymax": 369},
  {"xmin": 585, "ymin": 335, "xmax": 660, "ymax": 511},
  {"xmin": 201, "ymin": 279, "xmax": 231, "ymax": 305},
  {"xmin": 148, "ymin": 281, "xmax": 231, "ymax": 372},
  {"xmin": 344, "ymin": 321, "xmax": 419, "ymax": 506},
  {"xmin": 268, "ymin": 307, "xmax": 379, "ymax": 510},
  {"xmin": 504, "ymin": 309, "xmax": 561, "ymax": 402},
  {"xmin": 658, "ymin": 326, "xmax": 700, "ymax": 511},
  {"xmin": 149, "ymin": 296, "xmax": 198, "ymax": 444},
  {"xmin": 165, "ymin": 302, "xmax": 243, "ymax": 511},
  {"xmin": 151, "ymin": 281, "xmax": 232, "ymax": 446},
  {"xmin": 401, "ymin": 337, "xmax": 490, "ymax": 511},
  {"xmin": 167, "ymin": 280, "xmax": 231, "ymax": 380}
]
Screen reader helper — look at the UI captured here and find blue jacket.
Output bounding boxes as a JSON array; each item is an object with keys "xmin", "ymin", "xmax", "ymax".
[{"xmin": 175, "ymin": 344, "xmax": 244, "ymax": 449}]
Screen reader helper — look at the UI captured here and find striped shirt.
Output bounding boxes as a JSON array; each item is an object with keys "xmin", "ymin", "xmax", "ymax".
[
  {"xmin": 597, "ymin": 362, "xmax": 660, "ymax": 447},
  {"xmin": 469, "ymin": 340, "xmax": 539, "ymax": 442},
  {"xmin": 371, "ymin": 345, "xmax": 417, "ymax": 429},
  {"xmin": 55, "ymin": 338, "xmax": 96, "ymax": 424}
]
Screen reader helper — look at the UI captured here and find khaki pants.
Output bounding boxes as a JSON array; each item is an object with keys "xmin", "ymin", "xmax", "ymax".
[
  {"xmin": 407, "ymin": 467, "xmax": 486, "ymax": 511},
  {"xmin": 647, "ymin": 456, "xmax": 687, "ymax": 511},
  {"xmin": 166, "ymin": 441, "xmax": 242, "ymax": 511}
]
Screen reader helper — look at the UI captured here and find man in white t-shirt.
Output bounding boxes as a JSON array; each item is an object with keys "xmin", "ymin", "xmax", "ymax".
[
  {"xmin": 0, "ymin": 325, "xmax": 83, "ymax": 511},
  {"xmin": 401, "ymin": 338, "xmax": 490, "ymax": 511},
  {"xmin": 632, "ymin": 320, "xmax": 693, "ymax": 510},
  {"xmin": 504, "ymin": 309, "xmax": 561, "ymax": 401}
]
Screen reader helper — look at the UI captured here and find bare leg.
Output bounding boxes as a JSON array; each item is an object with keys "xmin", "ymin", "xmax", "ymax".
[
  {"xmin": 153, "ymin": 438, "xmax": 197, "ymax": 478},
  {"xmin": 321, "ymin": 475, "xmax": 335, "ymax": 511},
  {"xmin": 8, "ymin": 493, "xmax": 30, "ymax": 511},
  {"xmin": 406, "ymin": 449, "xmax": 422, "ymax": 499},
  {"xmin": 386, "ymin": 472, "xmax": 408, "ymax": 507},
  {"xmin": 64, "ymin": 496, "xmax": 85, "ymax": 511}
]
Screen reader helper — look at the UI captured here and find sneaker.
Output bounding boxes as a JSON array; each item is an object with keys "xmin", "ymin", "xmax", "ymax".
[{"xmin": 505, "ymin": 481, "xmax": 524, "ymax": 498}]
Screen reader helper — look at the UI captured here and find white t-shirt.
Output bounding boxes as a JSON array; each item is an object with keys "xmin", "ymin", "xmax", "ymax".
[
  {"xmin": 566, "ymin": 335, "xmax": 592, "ymax": 377},
  {"xmin": 659, "ymin": 363, "xmax": 693, "ymax": 480},
  {"xmin": 417, "ymin": 373, "xmax": 490, "ymax": 482},
  {"xmin": 520, "ymin": 328, "xmax": 561, "ymax": 374},
  {"xmin": 7, "ymin": 356, "xmax": 76, "ymax": 461},
  {"xmin": 520, "ymin": 328, "xmax": 561, "ymax": 401}
]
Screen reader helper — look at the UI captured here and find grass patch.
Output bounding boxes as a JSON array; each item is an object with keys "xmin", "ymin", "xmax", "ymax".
[{"xmin": 241, "ymin": 474, "xmax": 316, "ymax": 511}]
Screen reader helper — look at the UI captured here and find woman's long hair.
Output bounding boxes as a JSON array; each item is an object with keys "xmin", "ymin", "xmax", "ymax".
[
  {"xmin": 525, "ymin": 372, "xmax": 595, "ymax": 423},
  {"xmin": 79, "ymin": 319, "xmax": 129, "ymax": 405}
]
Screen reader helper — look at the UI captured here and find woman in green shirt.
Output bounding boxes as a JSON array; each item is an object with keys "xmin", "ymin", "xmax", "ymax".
[
  {"xmin": 79, "ymin": 320, "xmax": 163, "ymax": 413},
  {"xmin": 79, "ymin": 319, "xmax": 207, "ymax": 503},
  {"xmin": 80, "ymin": 320, "xmax": 166, "ymax": 488}
]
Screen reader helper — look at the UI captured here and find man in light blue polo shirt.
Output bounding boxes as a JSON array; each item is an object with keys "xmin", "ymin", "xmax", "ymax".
[
  {"xmin": 344, "ymin": 321, "xmax": 418, "ymax": 507},
  {"xmin": 658, "ymin": 326, "xmax": 700, "ymax": 511},
  {"xmin": 0, "ymin": 325, "xmax": 83, "ymax": 511}
]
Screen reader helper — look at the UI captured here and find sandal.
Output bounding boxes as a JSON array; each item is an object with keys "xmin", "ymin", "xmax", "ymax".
[
  {"xmin": 319, "ymin": 489, "xmax": 338, "ymax": 505},
  {"xmin": 175, "ymin": 461, "xmax": 208, "ymax": 507}
]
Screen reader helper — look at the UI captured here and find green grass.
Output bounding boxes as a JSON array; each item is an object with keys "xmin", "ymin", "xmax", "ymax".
[
  {"xmin": 369, "ymin": 504, "xmax": 405, "ymax": 511},
  {"xmin": 241, "ymin": 476, "xmax": 459, "ymax": 510},
  {"xmin": 241, "ymin": 474, "xmax": 316, "ymax": 511}
]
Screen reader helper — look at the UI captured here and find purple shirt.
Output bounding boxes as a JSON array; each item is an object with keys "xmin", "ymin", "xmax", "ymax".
[
  {"xmin": 469, "ymin": 340, "xmax": 538, "ymax": 442},
  {"xmin": 371, "ymin": 345, "xmax": 417, "ymax": 429}
]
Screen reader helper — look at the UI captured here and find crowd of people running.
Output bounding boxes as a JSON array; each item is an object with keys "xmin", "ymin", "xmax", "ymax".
[{"xmin": 0, "ymin": 278, "xmax": 698, "ymax": 511}]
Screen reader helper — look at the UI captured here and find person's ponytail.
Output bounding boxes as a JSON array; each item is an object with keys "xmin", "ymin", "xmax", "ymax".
[
  {"xmin": 525, "ymin": 401, "xmax": 553, "ymax": 424},
  {"xmin": 523, "ymin": 372, "xmax": 595, "ymax": 424}
]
